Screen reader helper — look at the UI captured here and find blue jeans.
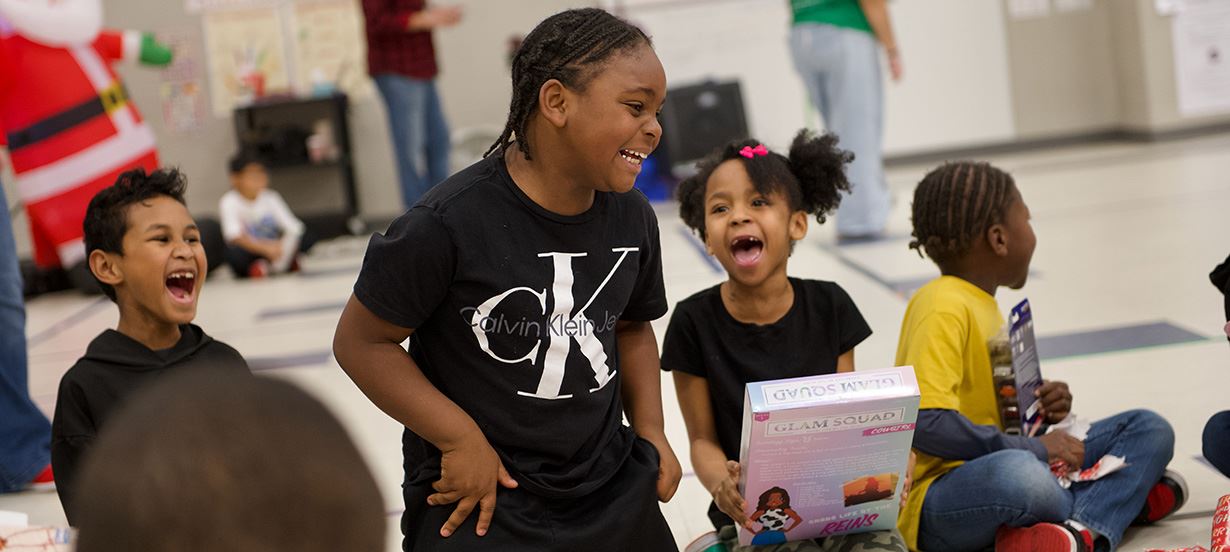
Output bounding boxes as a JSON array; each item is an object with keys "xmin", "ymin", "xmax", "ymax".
[
  {"xmin": 789, "ymin": 23, "xmax": 891, "ymax": 237},
  {"xmin": 1204, "ymin": 411, "xmax": 1230, "ymax": 477},
  {"xmin": 917, "ymin": 409, "xmax": 1174, "ymax": 552},
  {"xmin": 373, "ymin": 74, "xmax": 451, "ymax": 209},
  {"xmin": 0, "ymin": 183, "xmax": 51, "ymax": 493}
]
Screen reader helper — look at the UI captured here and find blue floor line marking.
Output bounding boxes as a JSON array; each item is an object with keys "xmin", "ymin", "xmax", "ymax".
[
  {"xmin": 297, "ymin": 265, "xmax": 361, "ymax": 279},
  {"xmin": 814, "ymin": 241, "xmax": 902, "ymax": 297},
  {"xmin": 816, "ymin": 241, "xmax": 1207, "ymax": 360},
  {"xmin": 816, "ymin": 241, "xmax": 1041, "ymax": 299},
  {"xmin": 883, "ymin": 275, "xmax": 940, "ymax": 298},
  {"xmin": 831, "ymin": 233, "xmax": 913, "ymax": 248},
  {"xmin": 248, "ymin": 350, "xmax": 333, "ymax": 371},
  {"xmin": 677, "ymin": 227, "xmax": 724, "ymax": 274},
  {"xmin": 27, "ymin": 297, "xmax": 110, "ymax": 348},
  {"xmin": 256, "ymin": 301, "xmax": 347, "ymax": 321},
  {"xmin": 1037, "ymin": 321, "xmax": 1207, "ymax": 361},
  {"xmin": 882, "ymin": 272, "xmax": 1040, "ymax": 298}
]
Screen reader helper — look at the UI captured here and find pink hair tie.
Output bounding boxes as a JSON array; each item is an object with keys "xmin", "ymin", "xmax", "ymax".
[{"xmin": 739, "ymin": 144, "xmax": 768, "ymax": 159}]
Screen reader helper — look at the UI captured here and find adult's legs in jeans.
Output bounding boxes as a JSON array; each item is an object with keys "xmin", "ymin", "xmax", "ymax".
[
  {"xmin": 423, "ymin": 80, "xmax": 452, "ymax": 189},
  {"xmin": 374, "ymin": 74, "xmax": 432, "ymax": 209},
  {"xmin": 789, "ymin": 24, "xmax": 891, "ymax": 237},
  {"xmin": 918, "ymin": 449, "xmax": 1072, "ymax": 552},
  {"xmin": 790, "ymin": 25, "xmax": 835, "ymax": 145},
  {"xmin": 1069, "ymin": 409, "xmax": 1174, "ymax": 550},
  {"xmin": 1204, "ymin": 411, "xmax": 1230, "ymax": 478},
  {"xmin": 0, "ymin": 184, "xmax": 52, "ymax": 493}
]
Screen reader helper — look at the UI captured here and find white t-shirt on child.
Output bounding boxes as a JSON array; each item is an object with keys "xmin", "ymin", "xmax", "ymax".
[{"xmin": 219, "ymin": 189, "xmax": 305, "ymax": 272}]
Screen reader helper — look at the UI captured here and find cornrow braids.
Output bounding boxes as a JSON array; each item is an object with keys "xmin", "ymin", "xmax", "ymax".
[
  {"xmin": 485, "ymin": 8, "xmax": 650, "ymax": 160},
  {"xmin": 677, "ymin": 129, "xmax": 852, "ymax": 240},
  {"xmin": 908, "ymin": 161, "xmax": 1017, "ymax": 265}
]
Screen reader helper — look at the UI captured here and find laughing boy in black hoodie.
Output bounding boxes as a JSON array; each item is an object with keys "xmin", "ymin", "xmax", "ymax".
[{"xmin": 51, "ymin": 168, "xmax": 249, "ymax": 524}]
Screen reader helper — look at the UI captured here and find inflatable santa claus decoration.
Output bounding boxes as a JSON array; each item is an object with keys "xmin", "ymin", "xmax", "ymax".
[{"xmin": 0, "ymin": 0, "xmax": 171, "ymax": 278}]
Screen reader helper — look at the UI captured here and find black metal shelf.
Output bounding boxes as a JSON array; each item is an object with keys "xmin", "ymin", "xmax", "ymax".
[{"xmin": 232, "ymin": 93, "xmax": 362, "ymax": 239}]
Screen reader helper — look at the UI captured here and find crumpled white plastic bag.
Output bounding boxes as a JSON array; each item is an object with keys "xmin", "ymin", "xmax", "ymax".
[{"xmin": 1044, "ymin": 414, "xmax": 1128, "ymax": 489}]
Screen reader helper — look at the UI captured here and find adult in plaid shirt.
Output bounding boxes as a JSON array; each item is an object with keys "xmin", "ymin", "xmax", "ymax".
[{"xmin": 362, "ymin": 0, "xmax": 462, "ymax": 208}]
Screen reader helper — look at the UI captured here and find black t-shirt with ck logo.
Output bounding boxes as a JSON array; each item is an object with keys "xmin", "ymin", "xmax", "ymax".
[{"xmin": 354, "ymin": 153, "xmax": 667, "ymax": 499}]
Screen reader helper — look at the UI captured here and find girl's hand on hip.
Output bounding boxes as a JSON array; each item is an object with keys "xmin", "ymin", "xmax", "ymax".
[{"xmin": 427, "ymin": 431, "xmax": 518, "ymax": 538}]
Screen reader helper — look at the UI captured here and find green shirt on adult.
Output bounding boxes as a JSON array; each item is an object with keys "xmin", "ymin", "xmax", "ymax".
[{"xmin": 790, "ymin": 0, "xmax": 872, "ymax": 34}]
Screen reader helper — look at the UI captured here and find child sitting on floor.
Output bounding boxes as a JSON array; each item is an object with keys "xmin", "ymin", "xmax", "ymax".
[
  {"xmin": 219, "ymin": 149, "xmax": 313, "ymax": 278},
  {"xmin": 896, "ymin": 161, "xmax": 1185, "ymax": 552}
]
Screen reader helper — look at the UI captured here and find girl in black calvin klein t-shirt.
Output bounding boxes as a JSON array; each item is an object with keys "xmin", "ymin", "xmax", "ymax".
[{"xmin": 334, "ymin": 8, "xmax": 680, "ymax": 552}]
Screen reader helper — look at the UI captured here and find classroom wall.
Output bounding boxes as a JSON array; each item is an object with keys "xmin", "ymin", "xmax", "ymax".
[
  {"xmin": 5, "ymin": 0, "xmax": 591, "ymax": 258},
  {"xmin": 4, "ymin": 0, "xmax": 1229, "ymax": 258},
  {"xmin": 618, "ymin": 0, "xmax": 1230, "ymax": 155},
  {"xmin": 1115, "ymin": 0, "xmax": 1230, "ymax": 133},
  {"xmin": 1108, "ymin": 0, "xmax": 1152, "ymax": 130},
  {"xmin": 1007, "ymin": 0, "xmax": 1230, "ymax": 139},
  {"xmin": 4, "ymin": 0, "xmax": 590, "ymax": 228},
  {"xmin": 614, "ymin": 0, "xmax": 1018, "ymax": 155},
  {"xmin": 105, "ymin": 0, "xmax": 591, "ymax": 223},
  {"xmin": 1003, "ymin": 0, "xmax": 1121, "ymax": 140}
]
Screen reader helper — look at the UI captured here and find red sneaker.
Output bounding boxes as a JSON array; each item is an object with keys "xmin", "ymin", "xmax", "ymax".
[
  {"xmin": 248, "ymin": 259, "xmax": 270, "ymax": 279},
  {"xmin": 996, "ymin": 522, "xmax": 1089, "ymax": 552},
  {"xmin": 25, "ymin": 464, "xmax": 54, "ymax": 491},
  {"xmin": 1135, "ymin": 469, "xmax": 1188, "ymax": 525}
]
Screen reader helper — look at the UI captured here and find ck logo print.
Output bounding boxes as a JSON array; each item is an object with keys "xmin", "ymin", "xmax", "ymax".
[{"xmin": 460, "ymin": 248, "xmax": 638, "ymax": 400}]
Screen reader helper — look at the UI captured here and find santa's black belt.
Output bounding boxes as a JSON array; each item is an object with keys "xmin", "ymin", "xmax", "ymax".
[{"xmin": 5, "ymin": 83, "xmax": 129, "ymax": 152}]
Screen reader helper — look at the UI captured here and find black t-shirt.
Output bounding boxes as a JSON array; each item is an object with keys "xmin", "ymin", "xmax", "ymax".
[
  {"xmin": 660, "ymin": 279, "xmax": 871, "ymax": 527},
  {"xmin": 354, "ymin": 153, "xmax": 668, "ymax": 499}
]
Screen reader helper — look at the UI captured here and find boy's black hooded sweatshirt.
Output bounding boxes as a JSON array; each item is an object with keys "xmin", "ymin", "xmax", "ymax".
[{"xmin": 51, "ymin": 323, "xmax": 249, "ymax": 524}]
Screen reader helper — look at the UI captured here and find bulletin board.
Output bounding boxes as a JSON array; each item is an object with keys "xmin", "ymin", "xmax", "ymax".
[
  {"xmin": 1171, "ymin": 0, "xmax": 1230, "ymax": 116},
  {"xmin": 195, "ymin": 0, "xmax": 372, "ymax": 118}
]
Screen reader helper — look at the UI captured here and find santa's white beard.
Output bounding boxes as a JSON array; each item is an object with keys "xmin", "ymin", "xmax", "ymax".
[{"xmin": 0, "ymin": 0, "xmax": 101, "ymax": 46}]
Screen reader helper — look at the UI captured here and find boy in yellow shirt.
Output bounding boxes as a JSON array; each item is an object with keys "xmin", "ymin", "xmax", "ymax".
[{"xmin": 895, "ymin": 162, "xmax": 1184, "ymax": 552}]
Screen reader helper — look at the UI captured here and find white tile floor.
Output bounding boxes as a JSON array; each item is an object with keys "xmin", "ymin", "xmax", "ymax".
[{"xmin": 4, "ymin": 134, "xmax": 1230, "ymax": 551}]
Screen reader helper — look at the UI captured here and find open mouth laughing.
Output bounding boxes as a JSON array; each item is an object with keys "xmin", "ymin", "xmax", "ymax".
[
  {"xmin": 731, "ymin": 235, "xmax": 764, "ymax": 267},
  {"xmin": 165, "ymin": 270, "xmax": 196, "ymax": 304}
]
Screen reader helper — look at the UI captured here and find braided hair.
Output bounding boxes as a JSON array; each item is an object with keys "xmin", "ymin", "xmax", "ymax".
[
  {"xmin": 485, "ymin": 8, "xmax": 650, "ymax": 160},
  {"xmin": 908, "ymin": 161, "xmax": 1017, "ymax": 265},
  {"xmin": 677, "ymin": 129, "xmax": 853, "ymax": 240}
]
